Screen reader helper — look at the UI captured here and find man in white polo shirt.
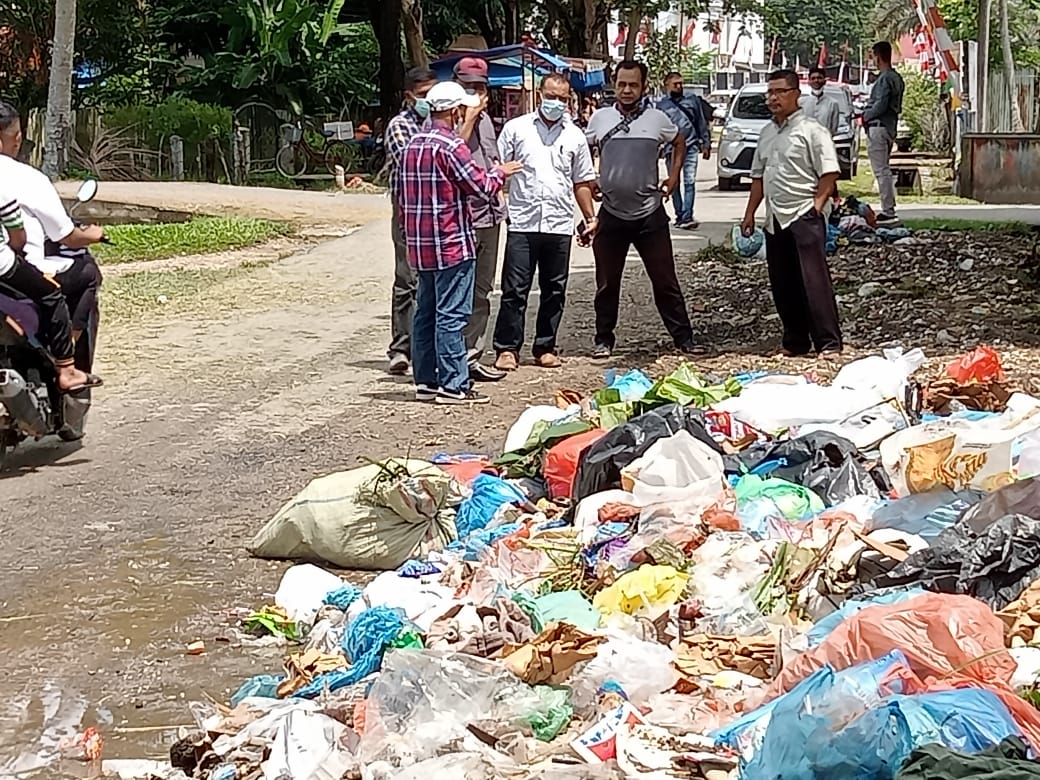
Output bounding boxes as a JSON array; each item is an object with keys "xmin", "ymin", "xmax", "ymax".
[
  {"xmin": 491, "ymin": 73, "xmax": 597, "ymax": 371},
  {"xmin": 0, "ymin": 102, "xmax": 105, "ymax": 369}
]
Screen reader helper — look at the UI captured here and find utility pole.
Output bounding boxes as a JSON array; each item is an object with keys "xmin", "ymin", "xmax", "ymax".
[
  {"xmin": 977, "ymin": 0, "xmax": 990, "ymax": 131},
  {"xmin": 43, "ymin": 0, "xmax": 77, "ymax": 180}
]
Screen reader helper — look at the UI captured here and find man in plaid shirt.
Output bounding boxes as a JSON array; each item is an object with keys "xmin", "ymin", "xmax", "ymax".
[
  {"xmin": 384, "ymin": 67, "xmax": 437, "ymax": 377},
  {"xmin": 399, "ymin": 81, "xmax": 521, "ymax": 405}
]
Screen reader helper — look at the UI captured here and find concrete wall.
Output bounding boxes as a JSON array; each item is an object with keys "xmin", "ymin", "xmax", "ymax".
[{"xmin": 959, "ymin": 133, "xmax": 1040, "ymax": 204}]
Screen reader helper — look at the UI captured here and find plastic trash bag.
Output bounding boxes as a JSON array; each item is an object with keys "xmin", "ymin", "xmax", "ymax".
[
  {"xmin": 592, "ymin": 564, "xmax": 688, "ymax": 617},
  {"xmin": 866, "ymin": 488, "xmax": 984, "ymax": 541},
  {"xmin": 732, "ymin": 224, "xmax": 765, "ymax": 260},
  {"xmin": 575, "ymin": 635, "xmax": 680, "ymax": 707},
  {"xmin": 250, "ymin": 460, "xmax": 463, "ymax": 571},
  {"xmin": 734, "ymin": 473, "xmax": 825, "ymax": 537},
  {"xmin": 264, "ymin": 709, "xmax": 355, "ymax": 780},
  {"xmin": 544, "ymin": 429, "xmax": 607, "ymax": 499},
  {"xmin": 896, "ymin": 737, "xmax": 1040, "ymax": 780},
  {"xmin": 572, "ymin": 404, "xmax": 725, "ymax": 502},
  {"xmin": 833, "ymin": 348, "xmax": 927, "ymax": 400},
  {"xmin": 946, "ymin": 346, "xmax": 1006, "ymax": 384},
  {"xmin": 273, "ymin": 563, "xmax": 346, "ymax": 624},
  {"xmin": 733, "ymin": 431, "xmax": 884, "ymax": 507},
  {"xmin": 503, "ymin": 405, "xmax": 581, "ymax": 454},
  {"xmin": 806, "ymin": 588, "xmax": 927, "ymax": 647},
  {"xmin": 604, "ymin": 368, "xmax": 654, "ymax": 402},
  {"xmin": 768, "ymin": 592, "xmax": 1016, "ymax": 699},
  {"xmin": 454, "ymin": 474, "xmax": 527, "ymax": 538},
  {"xmin": 621, "ymin": 429, "xmax": 725, "ymax": 506}
]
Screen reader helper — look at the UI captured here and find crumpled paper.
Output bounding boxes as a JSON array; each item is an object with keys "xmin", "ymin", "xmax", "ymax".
[
  {"xmin": 425, "ymin": 598, "xmax": 534, "ymax": 657},
  {"xmin": 277, "ymin": 648, "xmax": 348, "ymax": 697},
  {"xmin": 593, "ymin": 564, "xmax": 689, "ymax": 617},
  {"xmin": 998, "ymin": 577, "xmax": 1040, "ymax": 645},
  {"xmin": 502, "ymin": 622, "xmax": 604, "ymax": 685},
  {"xmin": 675, "ymin": 634, "xmax": 775, "ymax": 681}
]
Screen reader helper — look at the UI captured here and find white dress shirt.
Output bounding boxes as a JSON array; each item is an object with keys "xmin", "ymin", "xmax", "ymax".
[
  {"xmin": 751, "ymin": 110, "xmax": 840, "ymax": 233},
  {"xmin": 496, "ymin": 112, "xmax": 596, "ymax": 235},
  {"xmin": 0, "ymin": 155, "xmax": 76, "ymax": 274}
]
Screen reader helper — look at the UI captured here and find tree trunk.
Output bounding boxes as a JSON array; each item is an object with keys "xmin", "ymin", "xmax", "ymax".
[
  {"xmin": 998, "ymin": 0, "xmax": 1025, "ymax": 131},
  {"xmin": 43, "ymin": 0, "xmax": 77, "ymax": 181},
  {"xmin": 400, "ymin": 0, "xmax": 428, "ymax": 68},
  {"xmin": 622, "ymin": 8, "xmax": 641, "ymax": 60},
  {"xmin": 367, "ymin": 0, "xmax": 405, "ymax": 120},
  {"xmin": 502, "ymin": 0, "xmax": 521, "ymax": 45}
]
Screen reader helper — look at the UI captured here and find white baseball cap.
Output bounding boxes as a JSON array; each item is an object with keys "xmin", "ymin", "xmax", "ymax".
[{"xmin": 426, "ymin": 81, "xmax": 482, "ymax": 112}]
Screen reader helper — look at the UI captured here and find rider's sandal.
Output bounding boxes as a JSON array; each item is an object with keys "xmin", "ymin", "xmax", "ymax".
[{"xmin": 62, "ymin": 374, "xmax": 104, "ymax": 394}]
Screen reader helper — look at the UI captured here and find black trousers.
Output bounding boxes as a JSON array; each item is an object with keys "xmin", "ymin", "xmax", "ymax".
[
  {"xmin": 56, "ymin": 252, "xmax": 101, "ymax": 372},
  {"xmin": 591, "ymin": 205, "xmax": 693, "ymax": 349},
  {"xmin": 765, "ymin": 212, "xmax": 843, "ymax": 354},
  {"xmin": 492, "ymin": 231, "xmax": 571, "ymax": 357},
  {"xmin": 0, "ymin": 257, "xmax": 75, "ymax": 365}
]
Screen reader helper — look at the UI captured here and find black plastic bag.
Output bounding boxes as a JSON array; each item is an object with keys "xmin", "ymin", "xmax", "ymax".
[
  {"xmin": 572, "ymin": 404, "xmax": 727, "ymax": 502},
  {"xmin": 872, "ymin": 508, "xmax": 1040, "ymax": 610},
  {"xmin": 732, "ymin": 431, "xmax": 885, "ymax": 506}
]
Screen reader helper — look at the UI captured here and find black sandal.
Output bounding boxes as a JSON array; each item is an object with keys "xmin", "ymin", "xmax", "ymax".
[{"xmin": 62, "ymin": 373, "xmax": 104, "ymax": 394}]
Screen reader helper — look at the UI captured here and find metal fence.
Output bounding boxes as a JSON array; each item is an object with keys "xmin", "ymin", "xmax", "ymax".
[{"xmin": 986, "ymin": 69, "xmax": 1040, "ymax": 133}]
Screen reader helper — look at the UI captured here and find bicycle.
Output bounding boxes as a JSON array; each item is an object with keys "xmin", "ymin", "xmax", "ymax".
[{"xmin": 275, "ymin": 118, "xmax": 362, "ymax": 178}]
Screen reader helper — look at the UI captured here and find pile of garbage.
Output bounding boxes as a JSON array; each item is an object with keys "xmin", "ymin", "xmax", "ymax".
[{"xmin": 134, "ymin": 345, "xmax": 1040, "ymax": 779}]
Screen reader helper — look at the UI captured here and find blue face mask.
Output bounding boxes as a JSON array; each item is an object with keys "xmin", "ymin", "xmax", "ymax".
[
  {"xmin": 413, "ymin": 97, "xmax": 431, "ymax": 119},
  {"xmin": 539, "ymin": 98, "xmax": 567, "ymax": 121}
]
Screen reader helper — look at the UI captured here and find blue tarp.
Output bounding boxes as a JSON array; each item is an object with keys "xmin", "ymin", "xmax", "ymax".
[{"xmin": 431, "ymin": 45, "xmax": 570, "ymax": 89}]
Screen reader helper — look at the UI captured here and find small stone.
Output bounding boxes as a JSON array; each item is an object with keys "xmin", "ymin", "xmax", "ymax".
[
  {"xmin": 858, "ymin": 282, "xmax": 883, "ymax": 297},
  {"xmin": 186, "ymin": 641, "xmax": 206, "ymax": 656},
  {"xmin": 958, "ymin": 258, "xmax": 974, "ymax": 271},
  {"xmin": 971, "ymin": 306, "xmax": 989, "ymax": 316},
  {"xmin": 936, "ymin": 329, "xmax": 956, "ymax": 345}
]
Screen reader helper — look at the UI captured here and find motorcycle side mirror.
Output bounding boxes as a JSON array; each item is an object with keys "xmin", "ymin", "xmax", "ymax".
[{"xmin": 76, "ymin": 179, "xmax": 98, "ymax": 203}]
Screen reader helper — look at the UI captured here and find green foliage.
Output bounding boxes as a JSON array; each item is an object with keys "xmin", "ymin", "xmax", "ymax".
[
  {"xmin": 105, "ymin": 97, "xmax": 233, "ymax": 147},
  {"xmin": 762, "ymin": 0, "xmax": 869, "ymax": 65},
  {"xmin": 898, "ymin": 65, "xmax": 950, "ymax": 153},
  {"xmin": 642, "ymin": 27, "xmax": 712, "ymax": 87},
  {"xmin": 93, "ymin": 217, "xmax": 290, "ymax": 264}
]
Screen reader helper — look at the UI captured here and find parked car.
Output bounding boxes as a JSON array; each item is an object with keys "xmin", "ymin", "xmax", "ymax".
[
  {"xmin": 716, "ymin": 83, "xmax": 862, "ymax": 190},
  {"xmin": 707, "ymin": 89, "xmax": 739, "ymax": 125}
]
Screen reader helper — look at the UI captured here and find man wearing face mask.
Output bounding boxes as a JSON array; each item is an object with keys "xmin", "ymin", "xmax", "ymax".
[
  {"xmin": 491, "ymin": 73, "xmax": 597, "ymax": 372},
  {"xmin": 656, "ymin": 72, "xmax": 711, "ymax": 230},
  {"xmin": 801, "ymin": 67, "xmax": 840, "ymax": 136},
  {"xmin": 453, "ymin": 57, "xmax": 508, "ymax": 382},
  {"xmin": 384, "ymin": 66, "xmax": 438, "ymax": 376},
  {"xmin": 399, "ymin": 81, "xmax": 523, "ymax": 405}
]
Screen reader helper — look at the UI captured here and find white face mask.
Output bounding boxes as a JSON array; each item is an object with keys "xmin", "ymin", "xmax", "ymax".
[{"xmin": 812, "ymin": 87, "xmax": 824, "ymax": 97}]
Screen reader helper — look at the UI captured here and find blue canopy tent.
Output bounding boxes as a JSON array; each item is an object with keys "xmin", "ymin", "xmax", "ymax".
[{"xmin": 431, "ymin": 44, "xmax": 571, "ymax": 90}]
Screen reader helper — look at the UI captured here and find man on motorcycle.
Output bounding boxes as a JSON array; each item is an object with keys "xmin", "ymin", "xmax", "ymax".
[
  {"xmin": 0, "ymin": 186, "xmax": 102, "ymax": 393},
  {"xmin": 0, "ymin": 102, "xmax": 104, "ymax": 353}
]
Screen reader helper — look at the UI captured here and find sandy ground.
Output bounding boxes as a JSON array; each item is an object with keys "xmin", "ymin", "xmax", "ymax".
[{"xmin": 2, "ymin": 172, "xmax": 1037, "ymax": 774}]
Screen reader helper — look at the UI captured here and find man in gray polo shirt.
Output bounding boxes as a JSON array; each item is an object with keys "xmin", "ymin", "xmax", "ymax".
[
  {"xmin": 863, "ymin": 41, "xmax": 905, "ymax": 223},
  {"xmin": 584, "ymin": 60, "xmax": 699, "ymax": 358}
]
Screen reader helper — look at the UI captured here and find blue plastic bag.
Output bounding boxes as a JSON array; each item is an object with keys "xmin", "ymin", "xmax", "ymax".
[
  {"xmin": 867, "ymin": 489, "xmax": 984, "ymax": 542},
  {"xmin": 807, "ymin": 589, "xmax": 926, "ymax": 648},
  {"xmin": 603, "ymin": 369, "xmax": 654, "ymax": 402},
  {"xmin": 454, "ymin": 474, "xmax": 526, "ymax": 538},
  {"xmin": 230, "ymin": 674, "xmax": 282, "ymax": 706}
]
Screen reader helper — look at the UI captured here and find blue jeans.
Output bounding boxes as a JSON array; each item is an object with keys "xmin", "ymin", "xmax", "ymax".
[
  {"xmin": 412, "ymin": 260, "xmax": 475, "ymax": 394},
  {"xmin": 667, "ymin": 149, "xmax": 699, "ymax": 224}
]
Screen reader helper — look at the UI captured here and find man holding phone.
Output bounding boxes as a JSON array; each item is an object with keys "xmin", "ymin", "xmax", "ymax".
[
  {"xmin": 741, "ymin": 69, "xmax": 843, "ymax": 358},
  {"xmin": 491, "ymin": 73, "xmax": 597, "ymax": 371}
]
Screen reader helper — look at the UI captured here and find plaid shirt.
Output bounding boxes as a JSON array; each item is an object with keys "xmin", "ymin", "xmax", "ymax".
[
  {"xmin": 399, "ymin": 125, "xmax": 505, "ymax": 272},
  {"xmin": 385, "ymin": 106, "xmax": 423, "ymax": 203}
]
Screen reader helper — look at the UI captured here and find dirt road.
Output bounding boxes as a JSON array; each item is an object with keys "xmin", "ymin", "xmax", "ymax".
[{"xmin": 5, "ymin": 180, "xmax": 1040, "ymax": 774}]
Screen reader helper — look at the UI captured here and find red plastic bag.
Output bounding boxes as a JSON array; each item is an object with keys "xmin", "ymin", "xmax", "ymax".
[
  {"xmin": 545, "ymin": 429, "xmax": 607, "ymax": 499},
  {"xmin": 945, "ymin": 346, "xmax": 1006, "ymax": 383}
]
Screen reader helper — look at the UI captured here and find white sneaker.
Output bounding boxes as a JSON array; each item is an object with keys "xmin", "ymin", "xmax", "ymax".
[
  {"xmin": 388, "ymin": 353, "xmax": 410, "ymax": 375},
  {"xmin": 414, "ymin": 384, "xmax": 437, "ymax": 402}
]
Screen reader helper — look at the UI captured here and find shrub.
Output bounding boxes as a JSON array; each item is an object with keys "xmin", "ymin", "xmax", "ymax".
[
  {"xmin": 105, "ymin": 97, "xmax": 232, "ymax": 147},
  {"xmin": 898, "ymin": 65, "xmax": 952, "ymax": 154}
]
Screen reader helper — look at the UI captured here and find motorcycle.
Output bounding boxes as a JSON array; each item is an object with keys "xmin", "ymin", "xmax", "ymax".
[{"xmin": 0, "ymin": 179, "xmax": 102, "ymax": 461}]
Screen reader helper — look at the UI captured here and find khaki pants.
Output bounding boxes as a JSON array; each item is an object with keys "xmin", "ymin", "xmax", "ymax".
[{"xmin": 867, "ymin": 125, "xmax": 897, "ymax": 216}]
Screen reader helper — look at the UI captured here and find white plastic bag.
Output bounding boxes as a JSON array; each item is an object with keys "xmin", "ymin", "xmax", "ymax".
[
  {"xmin": 503, "ymin": 404, "xmax": 580, "ymax": 453},
  {"xmin": 274, "ymin": 564, "xmax": 345, "ymax": 624},
  {"xmin": 576, "ymin": 636, "xmax": 680, "ymax": 706},
  {"xmin": 832, "ymin": 347, "xmax": 926, "ymax": 399},
  {"xmin": 264, "ymin": 710, "xmax": 356, "ymax": 780},
  {"xmin": 620, "ymin": 430, "xmax": 724, "ymax": 507}
]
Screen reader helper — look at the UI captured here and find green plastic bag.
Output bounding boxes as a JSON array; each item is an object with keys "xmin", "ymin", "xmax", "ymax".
[{"xmin": 522, "ymin": 686, "xmax": 574, "ymax": 742}]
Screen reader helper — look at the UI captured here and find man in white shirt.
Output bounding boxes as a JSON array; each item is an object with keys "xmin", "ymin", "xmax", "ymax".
[
  {"xmin": 741, "ymin": 69, "xmax": 843, "ymax": 358},
  {"xmin": 800, "ymin": 67, "xmax": 841, "ymax": 136},
  {"xmin": 491, "ymin": 73, "xmax": 597, "ymax": 370},
  {"xmin": 0, "ymin": 102, "xmax": 105, "ymax": 368}
]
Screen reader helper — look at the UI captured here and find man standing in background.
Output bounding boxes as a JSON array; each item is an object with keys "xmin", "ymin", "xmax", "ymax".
[
  {"xmin": 863, "ymin": 41, "xmax": 905, "ymax": 223},
  {"xmin": 656, "ymin": 71, "xmax": 711, "ymax": 230},
  {"xmin": 492, "ymin": 73, "xmax": 597, "ymax": 372},
  {"xmin": 741, "ymin": 69, "xmax": 843, "ymax": 358},
  {"xmin": 384, "ymin": 67, "xmax": 438, "ymax": 376},
  {"xmin": 454, "ymin": 56, "xmax": 507, "ymax": 382},
  {"xmin": 585, "ymin": 60, "xmax": 701, "ymax": 358},
  {"xmin": 801, "ymin": 66, "xmax": 840, "ymax": 136}
]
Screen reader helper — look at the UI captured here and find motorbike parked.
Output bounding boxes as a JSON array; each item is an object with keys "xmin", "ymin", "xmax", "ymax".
[{"xmin": 0, "ymin": 179, "xmax": 102, "ymax": 461}]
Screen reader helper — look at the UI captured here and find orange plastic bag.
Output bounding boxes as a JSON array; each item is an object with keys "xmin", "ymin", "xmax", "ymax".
[
  {"xmin": 946, "ymin": 346, "xmax": 1006, "ymax": 383},
  {"xmin": 544, "ymin": 429, "xmax": 607, "ymax": 499},
  {"xmin": 767, "ymin": 592, "xmax": 1015, "ymax": 699}
]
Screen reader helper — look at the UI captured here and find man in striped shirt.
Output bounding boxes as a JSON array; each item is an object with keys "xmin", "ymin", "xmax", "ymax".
[
  {"xmin": 399, "ymin": 81, "xmax": 521, "ymax": 405},
  {"xmin": 0, "ymin": 187, "xmax": 101, "ymax": 392},
  {"xmin": 384, "ymin": 67, "xmax": 437, "ymax": 376}
]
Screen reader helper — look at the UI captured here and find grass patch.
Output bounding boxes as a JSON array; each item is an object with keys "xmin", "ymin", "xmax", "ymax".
[
  {"xmin": 902, "ymin": 217, "xmax": 1032, "ymax": 233},
  {"xmin": 101, "ymin": 264, "xmax": 260, "ymax": 322},
  {"xmin": 842, "ymin": 163, "xmax": 976, "ymax": 205},
  {"xmin": 93, "ymin": 217, "xmax": 291, "ymax": 265}
]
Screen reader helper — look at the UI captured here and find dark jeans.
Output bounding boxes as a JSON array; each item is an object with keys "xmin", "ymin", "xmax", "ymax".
[
  {"xmin": 412, "ymin": 260, "xmax": 475, "ymax": 394},
  {"xmin": 493, "ymin": 232, "xmax": 571, "ymax": 358},
  {"xmin": 56, "ymin": 252, "xmax": 102, "ymax": 372},
  {"xmin": 388, "ymin": 201, "xmax": 416, "ymax": 359},
  {"xmin": 0, "ymin": 257, "xmax": 74, "ymax": 365},
  {"xmin": 464, "ymin": 224, "xmax": 501, "ymax": 364},
  {"xmin": 765, "ymin": 212, "xmax": 843, "ymax": 354},
  {"xmin": 591, "ymin": 206, "xmax": 693, "ymax": 349}
]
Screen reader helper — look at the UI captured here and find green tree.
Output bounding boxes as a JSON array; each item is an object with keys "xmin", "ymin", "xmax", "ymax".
[{"xmin": 762, "ymin": 0, "xmax": 869, "ymax": 65}]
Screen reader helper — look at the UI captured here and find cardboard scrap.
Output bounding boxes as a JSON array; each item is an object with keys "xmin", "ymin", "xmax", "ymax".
[
  {"xmin": 675, "ymin": 634, "xmax": 775, "ymax": 681},
  {"xmin": 277, "ymin": 648, "xmax": 348, "ymax": 697},
  {"xmin": 999, "ymin": 578, "xmax": 1040, "ymax": 645},
  {"xmin": 501, "ymin": 622, "xmax": 604, "ymax": 685}
]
